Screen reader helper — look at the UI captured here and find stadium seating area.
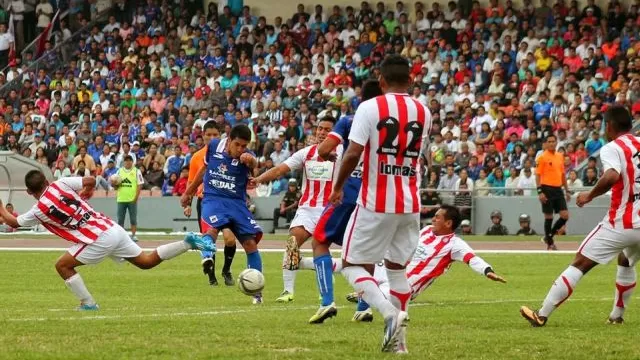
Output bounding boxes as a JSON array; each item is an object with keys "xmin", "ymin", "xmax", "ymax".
[{"xmin": 0, "ymin": 0, "xmax": 632, "ymax": 205}]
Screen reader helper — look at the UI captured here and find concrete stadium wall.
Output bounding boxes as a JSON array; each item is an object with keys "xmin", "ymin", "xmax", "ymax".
[{"xmin": 212, "ymin": 0, "xmax": 628, "ymax": 23}]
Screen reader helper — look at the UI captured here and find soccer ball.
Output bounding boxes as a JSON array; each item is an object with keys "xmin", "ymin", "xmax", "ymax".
[
  {"xmin": 109, "ymin": 174, "xmax": 122, "ymax": 186},
  {"xmin": 237, "ymin": 268, "xmax": 265, "ymax": 296}
]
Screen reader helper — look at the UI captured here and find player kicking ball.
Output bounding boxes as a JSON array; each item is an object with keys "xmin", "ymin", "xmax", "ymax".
[
  {"xmin": 521, "ymin": 106, "xmax": 640, "ymax": 326},
  {"xmin": 346, "ymin": 205, "xmax": 507, "ymax": 321},
  {"xmin": 0, "ymin": 171, "xmax": 213, "ymax": 310},
  {"xmin": 307, "ymin": 80, "xmax": 384, "ymax": 324},
  {"xmin": 181, "ymin": 124, "xmax": 264, "ymax": 304},
  {"xmin": 253, "ymin": 116, "xmax": 337, "ymax": 303}
]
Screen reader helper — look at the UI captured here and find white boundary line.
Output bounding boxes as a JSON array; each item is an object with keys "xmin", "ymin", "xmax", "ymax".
[
  {"xmin": 5, "ymin": 296, "xmax": 613, "ymax": 322},
  {"xmin": 0, "ymin": 247, "xmax": 576, "ymax": 254}
]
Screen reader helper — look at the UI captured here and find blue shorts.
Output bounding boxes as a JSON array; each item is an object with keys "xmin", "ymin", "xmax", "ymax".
[
  {"xmin": 313, "ymin": 202, "xmax": 356, "ymax": 246},
  {"xmin": 200, "ymin": 197, "xmax": 263, "ymax": 243}
]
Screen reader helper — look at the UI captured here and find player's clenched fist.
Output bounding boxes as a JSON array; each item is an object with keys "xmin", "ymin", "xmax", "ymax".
[
  {"xmin": 240, "ymin": 153, "xmax": 256, "ymax": 167},
  {"xmin": 329, "ymin": 188, "xmax": 343, "ymax": 205},
  {"xmin": 575, "ymin": 192, "xmax": 591, "ymax": 208}
]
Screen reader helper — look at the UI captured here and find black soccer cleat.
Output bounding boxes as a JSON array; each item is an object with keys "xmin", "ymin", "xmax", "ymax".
[
  {"xmin": 222, "ymin": 272, "xmax": 235, "ymax": 286},
  {"xmin": 202, "ymin": 258, "xmax": 218, "ymax": 286}
]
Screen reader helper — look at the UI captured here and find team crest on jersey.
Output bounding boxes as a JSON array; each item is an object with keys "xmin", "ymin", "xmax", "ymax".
[
  {"xmin": 218, "ymin": 164, "xmax": 228, "ymax": 174},
  {"xmin": 231, "ymin": 159, "xmax": 239, "ymax": 166},
  {"xmin": 209, "ymin": 215, "xmax": 218, "ymax": 223}
]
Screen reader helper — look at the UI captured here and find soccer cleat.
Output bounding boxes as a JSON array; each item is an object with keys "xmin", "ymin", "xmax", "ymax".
[
  {"xmin": 309, "ymin": 303, "xmax": 338, "ymax": 324},
  {"xmin": 131, "ymin": 235, "xmax": 139, "ymax": 243},
  {"xmin": 275, "ymin": 290, "xmax": 294, "ymax": 303},
  {"xmin": 547, "ymin": 244, "xmax": 558, "ymax": 251},
  {"xmin": 345, "ymin": 292, "xmax": 359, "ymax": 303},
  {"xmin": 202, "ymin": 258, "xmax": 218, "ymax": 286},
  {"xmin": 252, "ymin": 294, "xmax": 263, "ymax": 305},
  {"xmin": 381, "ymin": 310, "xmax": 408, "ymax": 352},
  {"xmin": 352, "ymin": 308, "xmax": 374, "ymax": 322},
  {"xmin": 222, "ymin": 271, "xmax": 235, "ymax": 286},
  {"xmin": 76, "ymin": 303, "xmax": 99, "ymax": 311},
  {"xmin": 607, "ymin": 317, "xmax": 624, "ymax": 325},
  {"xmin": 282, "ymin": 236, "xmax": 300, "ymax": 270},
  {"xmin": 520, "ymin": 306, "xmax": 547, "ymax": 327},
  {"xmin": 185, "ymin": 232, "xmax": 216, "ymax": 252},
  {"xmin": 395, "ymin": 315, "xmax": 410, "ymax": 354}
]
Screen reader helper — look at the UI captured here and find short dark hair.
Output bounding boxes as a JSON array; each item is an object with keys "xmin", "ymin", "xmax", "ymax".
[
  {"xmin": 380, "ymin": 54, "xmax": 410, "ymax": 86},
  {"xmin": 545, "ymin": 134, "xmax": 557, "ymax": 142},
  {"xmin": 203, "ymin": 121, "xmax": 219, "ymax": 132},
  {"xmin": 362, "ymin": 80, "xmax": 383, "ymax": 101},
  {"xmin": 229, "ymin": 124, "xmax": 252, "ymax": 142},
  {"xmin": 319, "ymin": 115, "xmax": 336, "ymax": 124},
  {"xmin": 25, "ymin": 170, "xmax": 47, "ymax": 194},
  {"xmin": 439, "ymin": 204, "xmax": 462, "ymax": 231},
  {"xmin": 605, "ymin": 105, "xmax": 632, "ymax": 133}
]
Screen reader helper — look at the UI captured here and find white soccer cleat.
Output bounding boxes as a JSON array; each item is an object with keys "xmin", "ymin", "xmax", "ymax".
[{"xmin": 352, "ymin": 308, "xmax": 374, "ymax": 322}]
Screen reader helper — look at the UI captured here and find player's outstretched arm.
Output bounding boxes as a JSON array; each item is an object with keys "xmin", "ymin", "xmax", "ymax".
[
  {"xmin": 452, "ymin": 239, "xmax": 507, "ymax": 283},
  {"xmin": 0, "ymin": 200, "xmax": 19, "ymax": 228},
  {"xmin": 576, "ymin": 168, "xmax": 620, "ymax": 207},
  {"xmin": 254, "ymin": 163, "xmax": 291, "ymax": 185}
]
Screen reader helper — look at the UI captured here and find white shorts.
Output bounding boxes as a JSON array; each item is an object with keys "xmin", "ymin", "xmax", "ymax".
[
  {"xmin": 68, "ymin": 225, "xmax": 142, "ymax": 265},
  {"xmin": 290, "ymin": 206, "xmax": 324, "ymax": 234},
  {"xmin": 578, "ymin": 222, "xmax": 640, "ymax": 265},
  {"xmin": 342, "ymin": 205, "xmax": 420, "ymax": 265}
]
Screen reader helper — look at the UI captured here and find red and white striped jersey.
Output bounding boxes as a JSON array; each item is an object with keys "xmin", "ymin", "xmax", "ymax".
[
  {"xmin": 349, "ymin": 93, "xmax": 432, "ymax": 214},
  {"xmin": 283, "ymin": 144, "xmax": 343, "ymax": 209},
  {"xmin": 601, "ymin": 134, "xmax": 640, "ymax": 229},
  {"xmin": 17, "ymin": 178, "xmax": 114, "ymax": 244},
  {"xmin": 405, "ymin": 226, "xmax": 490, "ymax": 296}
]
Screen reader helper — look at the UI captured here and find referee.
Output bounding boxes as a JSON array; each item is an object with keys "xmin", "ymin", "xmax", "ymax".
[{"xmin": 536, "ymin": 134, "xmax": 571, "ymax": 250}]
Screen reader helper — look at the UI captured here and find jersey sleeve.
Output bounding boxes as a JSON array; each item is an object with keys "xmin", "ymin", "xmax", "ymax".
[
  {"xmin": 56, "ymin": 177, "xmax": 84, "ymax": 192},
  {"xmin": 203, "ymin": 139, "xmax": 219, "ymax": 166},
  {"xmin": 136, "ymin": 169, "xmax": 145, "ymax": 184},
  {"xmin": 283, "ymin": 147, "xmax": 308, "ymax": 170},
  {"xmin": 600, "ymin": 143, "xmax": 622, "ymax": 174},
  {"xmin": 328, "ymin": 116, "xmax": 351, "ymax": 144},
  {"xmin": 16, "ymin": 205, "xmax": 41, "ymax": 227},
  {"xmin": 348, "ymin": 99, "xmax": 374, "ymax": 146},
  {"xmin": 450, "ymin": 238, "xmax": 492, "ymax": 276},
  {"xmin": 535, "ymin": 154, "xmax": 545, "ymax": 176}
]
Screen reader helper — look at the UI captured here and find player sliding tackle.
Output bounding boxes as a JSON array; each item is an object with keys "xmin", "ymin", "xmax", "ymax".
[
  {"xmin": 345, "ymin": 205, "xmax": 506, "ymax": 319},
  {"xmin": 253, "ymin": 116, "xmax": 339, "ymax": 303},
  {"xmin": 181, "ymin": 124, "xmax": 264, "ymax": 304},
  {"xmin": 521, "ymin": 106, "xmax": 640, "ymax": 326},
  {"xmin": 0, "ymin": 171, "xmax": 213, "ymax": 310}
]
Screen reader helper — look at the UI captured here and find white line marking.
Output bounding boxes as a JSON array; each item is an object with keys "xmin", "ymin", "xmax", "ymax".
[
  {"xmin": 0, "ymin": 247, "xmax": 576, "ymax": 254},
  {"xmin": 5, "ymin": 297, "xmax": 615, "ymax": 322}
]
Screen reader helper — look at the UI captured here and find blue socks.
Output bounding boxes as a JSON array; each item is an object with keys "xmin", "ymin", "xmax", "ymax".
[
  {"xmin": 314, "ymin": 254, "xmax": 334, "ymax": 306},
  {"xmin": 201, "ymin": 234, "xmax": 216, "ymax": 259},
  {"xmin": 357, "ymin": 298, "xmax": 371, "ymax": 312},
  {"xmin": 247, "ymin": 251, "xmax": 262, "ymax": 272}
]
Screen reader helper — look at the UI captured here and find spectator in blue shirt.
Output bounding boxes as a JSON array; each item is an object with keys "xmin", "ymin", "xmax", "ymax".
[
  {"xmin": 532, "ymin": 93, "xmax": 552, "ymax": 123},
  {"xmin": 585, "ymin": 131, "xmax": 605, "ymax": 155}
]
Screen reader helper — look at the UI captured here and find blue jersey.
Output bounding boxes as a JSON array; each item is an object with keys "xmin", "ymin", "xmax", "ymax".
[
  {"xmin": 329, "ymin": 115, "xmax": 362, "ymax": 204},
  {"xmin": 203, "ymin": 138, "xmax": 252, "ymax": 201}
]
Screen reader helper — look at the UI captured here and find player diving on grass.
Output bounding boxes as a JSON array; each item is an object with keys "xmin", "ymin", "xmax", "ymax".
[
  {"xmin": 183, "ymin": 121, "xmax": 238, "ymax": 286},
  {"xmin": 181, "ymin": 124, "xmax": 264, "ymax": 304},
  {"xmin": 520, "ymin": 106, "xmax": 640, "ymax": 326},
  {"xmin": 344, "ymin": 205, "xmax": 507, "ymax": 320},
  {"xmin": 306, "ymin": 79, "xmax": 384, "ymax": 324},
  {"xmin": 252, "ymin": 116, "xmax": 338, "ymax": 303},
  {"xmin": 0, "ymin": 171, "xmax": 214, "ymax": 310}
]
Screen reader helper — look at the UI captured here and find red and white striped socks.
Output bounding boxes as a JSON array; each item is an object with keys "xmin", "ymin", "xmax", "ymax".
[
  {"xmin": 539, "ymin": 266, "xmax": 583, "ymax": 318},
  {"xmin": 610, "ymin": 265, "xmax": 636, "ymax": 320}
]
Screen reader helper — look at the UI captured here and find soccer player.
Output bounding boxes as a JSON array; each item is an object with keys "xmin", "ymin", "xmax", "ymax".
[
  {"xmin": 183, "ymin": 121, "xmax": 238, "ymax": 286},
  {"xmin": 521, "ymin": 105, "xmax": 640, "ymax": 326},
  {"xmin": 181, "ymin": 124, "xmax": 264, "ymax": 304},
  {"xmin": 0, "ymin": 171, "xmax": 213, "ymax": 310},
  {"xmin": 253, "ymin": 116, "xmax": 337, "ymax": 303},
  {"xmin": 536, "ymin": 134, "xmax": 572, "ymax": 250},
  {"xmin": 308, "ymin": 80, "xmax": 384, "ymax": 324},
  {"xmin": 346, "ymin": 205, "xmax": 507, "ymax": 320},
  {"xmin": 329, "ymin": 54, "xmax": 432, "ymax": 353}
]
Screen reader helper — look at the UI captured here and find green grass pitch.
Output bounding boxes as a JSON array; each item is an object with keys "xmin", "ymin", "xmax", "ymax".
[{"xmin": 0, "ymin": 251, "xmax": 637, "ymax": 360}]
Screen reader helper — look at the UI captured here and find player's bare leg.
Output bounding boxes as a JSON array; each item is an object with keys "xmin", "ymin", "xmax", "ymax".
[
  {"xmin": 221, "ymin": 229, "xmax": 237, "ymax": 286},
  {"xmin": 239, "ymin": 237, "xmax": 263, "ymax": 304},
  {"xmin": 521, "ymin": 253, "xmax": 597, "ymax": 326},
  {"xmin": 608, "ymin": 253, "xmax": 636, "ymax": 324},
  {"xmin": 55, "ymin": 253, "xmax": 98, "ymax": 311},
  {"xmin": 277, "ymin": 226, "xmax": 310, "ymax": 302}
]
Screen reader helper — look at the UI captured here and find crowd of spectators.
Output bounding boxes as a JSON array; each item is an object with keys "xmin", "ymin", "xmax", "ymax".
[{"xmin": 0, "ymin": 0, "xmax": 635, "ymax": 210}]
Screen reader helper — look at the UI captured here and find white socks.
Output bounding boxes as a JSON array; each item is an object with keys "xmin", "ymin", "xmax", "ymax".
[
  {"xmin": 299, "ymin": 257, "xmax": 314, "ymax": 270},
  {"xmin": 610, "ymin": 265, "xmax": 637, "ymax": 319},
  {"xmin": 539, "ymin": 266, "xmax": 583, "ymax": 317},
  {"xmin": 157, "ymin": 241, "xmax": 191, "ymax": 260},
  {"xmin": 342, "ymin": 266, "xmax": 397, "ymax": 319},
  {"xmin": 283, "ymin": 269, "xmax": 297, "ymax": 293},
  {"xmin": 65, "ymin": 273, "xmax": 95, "ymax": 305},
  {"xmin": 386, "ymin": 268, "xmax": 411, "ymax": 312}
]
